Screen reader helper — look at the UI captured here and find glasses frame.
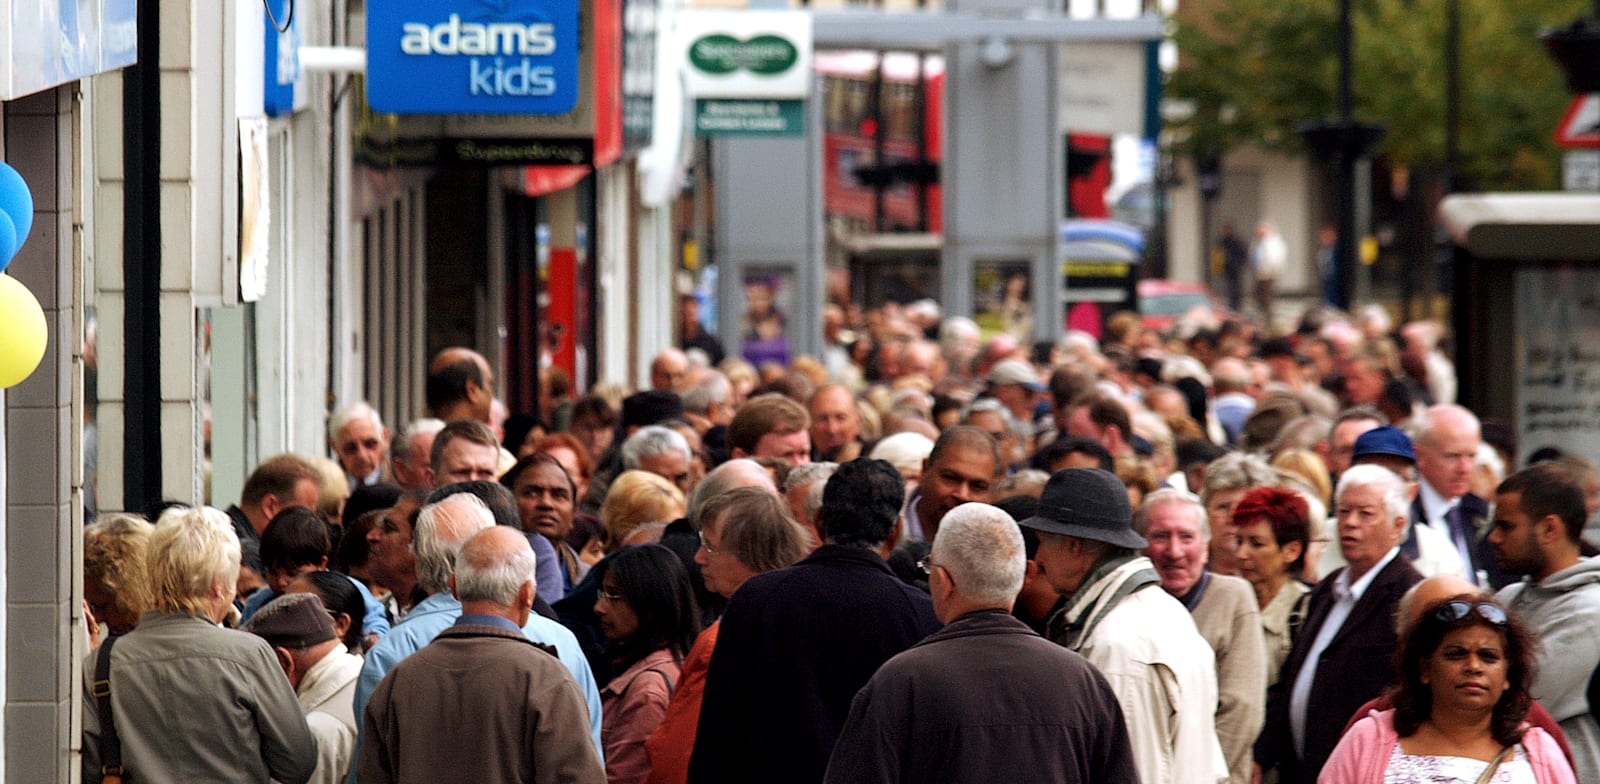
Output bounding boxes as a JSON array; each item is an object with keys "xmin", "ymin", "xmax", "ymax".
[
  {"xmin": 916, "ymin": 555, "xmax": 936, "ymax": 575},
  {"xmin": 699, "ymin": 531, "xmax": 719, "ymax": 556},
  {"xmin": 1429, "ymin": 599, "xmax": 1508, "ymax": 629},
  {"xmin": 597, "ymin": 588, "xmax": 626, "ymax": 603}
]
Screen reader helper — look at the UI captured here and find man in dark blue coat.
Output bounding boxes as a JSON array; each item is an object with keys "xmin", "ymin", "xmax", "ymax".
[{"xmin": 687, "ymin": 458, "xmax": 940, "ymax": 784}]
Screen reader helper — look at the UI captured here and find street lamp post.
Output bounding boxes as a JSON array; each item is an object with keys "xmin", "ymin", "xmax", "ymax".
[{"xmin": 1297, "ymin": 0, "xmax": 1383, "ymax": 311}]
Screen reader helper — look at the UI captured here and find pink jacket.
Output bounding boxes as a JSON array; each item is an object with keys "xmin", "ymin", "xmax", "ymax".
[{"xmin": 1320, "ymin": 708, "xmax": 1576, "ymax": 784}]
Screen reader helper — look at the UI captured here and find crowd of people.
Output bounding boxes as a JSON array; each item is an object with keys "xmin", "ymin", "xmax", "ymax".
[{"xmin": 76, "ymin": 296, "xmax": 1600, "ymax": 784}]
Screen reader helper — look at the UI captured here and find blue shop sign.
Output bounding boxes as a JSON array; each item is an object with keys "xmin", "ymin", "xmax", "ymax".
[
  {"xmin": 3, "ymin": 0, "xmax": 139, "ymax": 99},
  {"xmin": 263, "ymin": 0, "xmax": 303, "ymax": 117},
  {"xmin": 366, "ymin": 0, "xmax": 580, "ymax": 115}
]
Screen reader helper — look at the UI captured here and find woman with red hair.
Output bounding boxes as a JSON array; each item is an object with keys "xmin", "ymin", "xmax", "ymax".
[{"xmin": 1231, "ymin": 485, "xmax": 1313, "ymax": 687}]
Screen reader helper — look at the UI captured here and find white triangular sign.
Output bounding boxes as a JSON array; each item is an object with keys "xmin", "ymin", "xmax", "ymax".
[{"xmin": 1556, "ymin": 94, "xmax": 1600, "ymax": 149}]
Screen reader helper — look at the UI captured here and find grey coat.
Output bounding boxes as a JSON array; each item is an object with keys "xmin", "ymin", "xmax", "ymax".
[{"xmin": 82, "ymin": 611, "xmax": 317, "ymax": 784}]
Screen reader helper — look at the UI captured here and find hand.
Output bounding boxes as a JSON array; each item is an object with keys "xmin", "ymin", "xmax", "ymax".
[{"xmin": 84, "ymin": 600, "xmax": 101, "ymax": 650}]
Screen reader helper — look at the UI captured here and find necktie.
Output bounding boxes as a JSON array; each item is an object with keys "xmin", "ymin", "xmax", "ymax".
[{"xmin": 1446, "ymin": 503, "xmax": 1478, "ymax": 584}]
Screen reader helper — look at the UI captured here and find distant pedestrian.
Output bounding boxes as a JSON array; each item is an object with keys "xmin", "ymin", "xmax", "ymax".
[
  {"xmin": 825, "ymin": 502, "xmax": 1139, "ymax": 783},
  {"xmin": 1251, "ymin": 221, "xmax": 1287, "ymax": 323},
  {"xmin": 1220, "ymin": 222, "xmax": 1248, "ymax": 312}
]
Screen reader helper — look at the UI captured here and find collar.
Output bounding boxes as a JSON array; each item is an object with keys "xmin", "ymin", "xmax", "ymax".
[
  {"xmin": 457, "ymin": 613, "xmax": 523, "ymax": 633},
  {"xmin": 1418, "ymin": 478, "xmax": 1456, "ymax": 523},
  {"xmin": 297, "ymin": 645, "xmax": 361, "ymax": 709},
  {"xmin": 1339, "ymin": 546, "xmax": 1400, "ymax": 601},
  {"xmin": 1177, "ymin": 570, "xmax": 1212, "ymax": 611},
  {"xmin": 399, "ymin": 592, "xmax": 463, "ymax": 622},
  {"xmin": 604, "ymin": 648, "xmax": 679, "ymax": 696},
  {"xmin": 903, "ymin": 490, "xmax": 926, "ymax": 542},
  {"xmin": 803, "ymin": 543, "xmax": 894, "ymax": 570}
]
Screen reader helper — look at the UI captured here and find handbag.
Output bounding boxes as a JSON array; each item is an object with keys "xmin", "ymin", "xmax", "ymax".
[
  {"xmin": 1472, "ymin": 744, "xmax": 1514, "ymax": 784},
  {"xmin": 91, "ymin": 636, "xmax": 126, "ymax": 784}
]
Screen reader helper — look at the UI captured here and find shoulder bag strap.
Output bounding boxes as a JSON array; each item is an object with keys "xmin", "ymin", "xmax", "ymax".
[
  {"xmin": 1472, "ymin": 745, "xmax": 1514, "ymax": 784},
  {"xmin": 92, "ymin": 636, "xmax": 125, "ymax": 783}
]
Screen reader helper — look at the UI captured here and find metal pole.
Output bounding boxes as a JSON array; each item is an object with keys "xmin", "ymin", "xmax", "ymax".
[
  {"xmin": 1445, "ymin": 0, "xmax": 1459, "ymax": 193},
  {"xmin": 1334, "ymin": 0, "xmax": 1357, "ymax": 310}
]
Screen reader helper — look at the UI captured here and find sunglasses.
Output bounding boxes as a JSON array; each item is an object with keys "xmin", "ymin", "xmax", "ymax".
[{"xmin": 1429, "ymin": 600, "xmax": 1508, "ymax": 629}]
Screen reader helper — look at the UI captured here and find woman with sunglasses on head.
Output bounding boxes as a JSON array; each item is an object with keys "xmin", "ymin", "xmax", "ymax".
[
  {"xmin": 593, "ymin": 544, "xmax": 702, "ymax": 784},
  {"xmin": 1321, "ymin": 597, "xmax": 1575, "ymax": 783}
]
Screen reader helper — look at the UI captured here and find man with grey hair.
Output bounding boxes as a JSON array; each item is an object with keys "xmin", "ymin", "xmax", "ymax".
[
  {"xmin": 621, "ymin": 424, "xmax": 694, "ymax": 494},
  {"xmin": 244, "ymin": 593, "xmax": 363, "ymax": 784},
  {"xmin": 682, "ymin": 371, "xmax": 734, "ymax": 433},
  {"xmin": 1410, "ymin": 403, "xmax": 1500, "ymax": 586},
  {"xmin": 1135, "ymin": 489, "xmax": 1264, "ymax": 784},
  {"xmin": 1257, "ymin": 464, "xmax": 1422, "ymax": 783},
  {"xmin": 826, "ymin": 502, "xmax": 1138, "ymax": 783},
  {"xmin": 390, "ymin": 417, "xmax": 445, "ymax": 491},
  {"xmin": 783, "ymin": 462, "xmax": 837, "ymax": 547},
  {"xmin": 352, "ymin": 494, "xmax": 603, "ymax": 775},
  {"xmin": 359, "ymin": 526, "xmax": 604, "ymax": 784},
  {"xmin": 329, "ymin": 401, "xmax": 390, "ymax": 489}
]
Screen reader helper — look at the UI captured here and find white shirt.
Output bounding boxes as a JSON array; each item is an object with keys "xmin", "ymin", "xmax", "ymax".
[
  {"xmin": 1419, "ymin": 478, "xmax": 1475, "ymax": 578},
  {"xmin": 1289, "ymin": 546, "xmax": 1400, "ymax": 757}
]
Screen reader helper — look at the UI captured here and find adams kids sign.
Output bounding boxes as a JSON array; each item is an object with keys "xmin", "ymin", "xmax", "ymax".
[{"xmin": 367, "ymin": 0, "xmax": 580, "ymax": 115}]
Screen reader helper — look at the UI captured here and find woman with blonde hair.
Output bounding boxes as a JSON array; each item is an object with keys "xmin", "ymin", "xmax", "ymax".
[
  {"xmin": 82, "ymin": 506, "xmax": 316, "ymax": 783},
  {"xmin": 1271, "ymin": 447, "xmax": 1332, "ymax": 508},
  {"xmin": 601, "ymin": 470, "xmax": 687, "ymax": 551}
]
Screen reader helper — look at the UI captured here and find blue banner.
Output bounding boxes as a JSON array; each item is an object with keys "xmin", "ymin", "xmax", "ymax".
[
  {"xmin": 365, "ymin": 0, "xmax": 580, "ymax": 115},
  {"xmin": 3, "ymin": 0, "xmax": 138, "ymax": 99}
]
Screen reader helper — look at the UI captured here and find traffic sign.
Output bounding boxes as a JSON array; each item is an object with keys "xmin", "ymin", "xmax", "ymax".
[
  {"xmin": 1556, "ymin": 94, "xmax": 1600, "ymax": 149},
  {"xmin": 1566, "ymin": 150, "xmax": 1600, "ymax": 191}
]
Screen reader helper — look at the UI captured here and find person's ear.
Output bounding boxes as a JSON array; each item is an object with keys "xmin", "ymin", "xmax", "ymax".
[
  {"xmin": 519, "ymin": 579, "xmax": 536, "ymax": 609},
  {"xmin": 1282, "ymin": 540, "xmax": 1305, "ymax": 566},
  {"xmin": 332, "ymin": 612, "xmax": 353, "ymax": 642},
  {"xmin": 316, "ymin": 556, "xmax": 328, "ymax": 570},
  {"xmin": 1539, "ymin": 515, "xmax": 1564, "ymax": 545},
  {"xmin": 273, "ymin": 647, "xmax": 294, "ymax": 679},
  {"xmin": 449, "ymin": 573, "xmax": 459, "ymax": 599},
  {"xmin": 1024, "ymin": 559, "xmax": 1042, "ymax": 580}
]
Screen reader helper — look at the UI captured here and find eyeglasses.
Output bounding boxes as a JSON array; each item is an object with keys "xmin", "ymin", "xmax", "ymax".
[
  {"xmin": 1429, "ymin": 600, "xmax": 1508, "ymax": 629},
  {"xmin": 699, "ymin": 532, "xmax": 719, "ymax": 556},
  {"xmin": 597, "ymin": 589, "xmax": 626, "ymax": 603},
  {"xmin": 916, "ymin": 555, "xmax": 936, "ymax": 575}
]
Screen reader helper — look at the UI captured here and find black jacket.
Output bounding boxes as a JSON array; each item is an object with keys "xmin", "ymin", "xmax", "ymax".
[
  {"xmin": 1256, "ymin": 553, "xmax": 1422, "ymax": 783},
  {"xmin": 1408, "ymin": 490, "xmax": 1510, "ymax": 588},
  {"xmin": 687, "ymin": 545, "xmax": 940, "ymax": 784},
  {"xmin": 825, "ymin": 610, "xmax": 1138, "ymax": 784}
]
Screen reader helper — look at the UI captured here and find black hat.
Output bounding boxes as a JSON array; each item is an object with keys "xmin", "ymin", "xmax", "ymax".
[
  {"xmin": 622, "ymin": 390, "xmax": 683, "ymax": 429},
  {"xmin": 1018, "ymin": 468, "xmax": 1146, "ymax": 550},
  {"xmin": 242, "ymin": 593, "xmax": 338, "ymax": 649},
  {"xmin": 1259, "ymin": 336, "xmax": 1297, "ymax": 360}
]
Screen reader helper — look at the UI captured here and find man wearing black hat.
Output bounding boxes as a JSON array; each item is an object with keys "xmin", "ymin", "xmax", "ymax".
[
  {"xmin": 244, "ymin": 593, "xmax": 364, "ymax": 784},
  {"xmin": 1021, "ymin": 468, "xmax": 1225, "ymax": 784}
]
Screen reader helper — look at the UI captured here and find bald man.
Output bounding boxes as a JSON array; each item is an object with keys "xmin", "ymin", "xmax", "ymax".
[
  {"xmin": 652, "ymin": 349, "xmax": 690, "ymax": 392},
  {"xmin": 427, "ymin": 347, "xmax": 495, "ymax": 423}
]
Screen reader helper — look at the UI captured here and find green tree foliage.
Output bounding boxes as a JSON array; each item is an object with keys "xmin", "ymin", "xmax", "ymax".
[{"xmin": 1167, "ymin": 0, "xmax": 1588, "ymax": 189}]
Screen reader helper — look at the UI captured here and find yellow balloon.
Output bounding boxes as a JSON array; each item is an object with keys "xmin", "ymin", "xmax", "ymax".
[{"xmin": 0, "ymin": 274, "xmax": 46, "ymax": 388}]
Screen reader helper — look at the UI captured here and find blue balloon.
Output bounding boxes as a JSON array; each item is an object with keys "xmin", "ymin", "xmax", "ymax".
[
  {"xmin": 0, "ymin": 211, "xmax": 14, "ymax": 274},
  {"xmin": 0, "ymin": 163, "xmax": 33, "ymax": 259}
]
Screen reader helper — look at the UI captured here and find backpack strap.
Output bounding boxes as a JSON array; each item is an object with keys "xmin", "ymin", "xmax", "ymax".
[{"xmin": 92, "ymin": 636, "xmax": 125, "ymax": 782}]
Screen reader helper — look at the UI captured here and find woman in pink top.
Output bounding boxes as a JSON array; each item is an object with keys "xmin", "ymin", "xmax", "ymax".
[
  {"xmin": 1321, "ymin": 598, "xmax": 1575, "ymax": 783},
  {"xmin": 644, "ymin": 487, "xmax": 812, "ymax": 784},
  {"xmin": 595, "ymin": 545, "xmax": 702, "ymax": 784}
]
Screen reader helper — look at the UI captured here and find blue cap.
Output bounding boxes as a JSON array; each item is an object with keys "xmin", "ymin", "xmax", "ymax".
[{"xmin": 1353, "ymin": 425, "xmax": 1415, "ymax": 464}]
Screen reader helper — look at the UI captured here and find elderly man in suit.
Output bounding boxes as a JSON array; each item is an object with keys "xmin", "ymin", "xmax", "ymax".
[{"xmin": 1255, "ymin": 464, "xmax": 1423, "ymax": 783}]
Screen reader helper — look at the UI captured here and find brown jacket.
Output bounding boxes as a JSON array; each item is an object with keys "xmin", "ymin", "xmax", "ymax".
[{"xmin": 358, "ymin": 621, "xmax": 605, "ymax": 784}]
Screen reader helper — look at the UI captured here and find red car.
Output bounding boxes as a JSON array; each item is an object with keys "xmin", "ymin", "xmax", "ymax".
[{"xmin": 1137, "ymin": 279, "xmax": 1227, "ymax": 334}]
